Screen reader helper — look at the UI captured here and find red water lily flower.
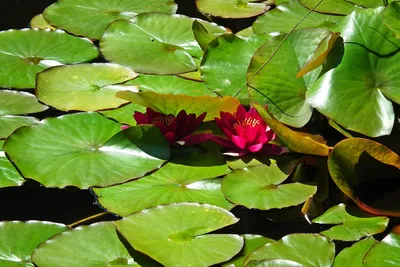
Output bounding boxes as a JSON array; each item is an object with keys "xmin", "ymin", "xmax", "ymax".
[
  {"xmin": 211, "ymin": 105, "xmax": 283, "ymax": 156},
  {"xmin": 132, "ymin": 108, "xmax": 209, "ymax": 145}
]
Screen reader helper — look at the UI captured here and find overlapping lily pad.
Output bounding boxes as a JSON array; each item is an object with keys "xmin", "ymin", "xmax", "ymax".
[
  {"xmin": 114, "ymin": 203, "xmax": 244, "ymax": 267},
  {"xmin": 313, "ymin": 204, "xmax": 389, "ymax": 241},
  {"xmin": 30, "ymin": 14, "xmax": 54, "ymax": 30},
  {"xmin": 0, "ymin": 90, "xmax": 47, "ymax": 115},
  {"xmin": 100, "ymin": 13, "xmax": 226, "ymax": 74},
  {"xmin": 383, "ymin": 1, "xmax": 400, "ymax": 38},
  {"xmin": 36, "ymin": 63, "xmax": 138, "ymax": 111},
  {"xmin": 0, "ymin": 29, "xmax": 99, "ymax": 89},
  {"xmin": 299, "ymin": 0, "xmax": 362, "ymax": 15},
  {"xmin": 196, "ymin": 0, "xmax": 269, "ymax": 18},
  {"xmin": 3, "ymin": 112, "xmax": 170, "ymax": 188},
  {"xmin": 333, "ymin": 237, "xmax": 377, "ymax": 267},
  {"xmin": 43, "ymin": 0, "xmax": 177, "ymax": 39},
  {"xmin": 32, "ymin": 222, "xmax": 139, "ymax": 267},
  {"xmin": 0, "ymin": 140, "xmax": 25, "ymax": 188},
  {"xmin": 100, "ymin": 103, "xmax": 146, "ymax": 126},
  {"xmin": 0, "ymin": 116, "xmax": 39, "ymax": 139},
  {"xmin": 363, "ymin": 233, "xmax": 400, "ymax": 267},
  {"xmin": 306, "ymin": 7, "xmax": 400, "ymax": 137},
  {"xmin": 0, "ymin": 221, "xmax": 66, "ymax": 267}
]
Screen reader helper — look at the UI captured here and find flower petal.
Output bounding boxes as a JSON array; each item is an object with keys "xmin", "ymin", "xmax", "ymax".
[
  {"xmin": 231, "ymin": 135, "xmax": 247, "ymax": 149},
  {"xmin": 209, "ymin": 135, "xmax": 236, "ymax": 148},
  {"xmin": 248, "ymin": 143, "xmax": 264, "ymax": 153},
  {"xmin": 133, "ymin": 111, "xmax": 149, "ymax": 124}
]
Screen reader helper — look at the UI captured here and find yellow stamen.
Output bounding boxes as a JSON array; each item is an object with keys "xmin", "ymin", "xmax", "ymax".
[{"xmin": 152, "ymin": 115, "xmax": 175, "ymax": 126}]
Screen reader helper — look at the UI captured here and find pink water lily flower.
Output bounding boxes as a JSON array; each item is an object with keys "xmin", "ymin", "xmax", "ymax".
[
  {"xmin": 132, "ymin": 108, "xmax": 209, "ymax": 145},
  {"xmin": 210, "ymin": 105, "xmax": 283, "ymax": 156}
]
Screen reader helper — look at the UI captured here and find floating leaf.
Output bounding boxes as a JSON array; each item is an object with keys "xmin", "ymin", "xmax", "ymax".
[
  {"xmin": 192, "ymin": 20, "xmax": 229, "ymax": 51},
  {"xmin": 117, "ymin": 91, "xmax": 240, "ymax": 121},
  {"xmin": 0, "ymin": 90, "xmax": 47, "ymax": 115},
  {"xmin": 94, "ymin": 151, "xmax": 233, "ymax": 216},
  {"xmin": 0, "ymin": 140, "xmax": 25, "ymax": 188},
  {"xmin": 306, "ymin": 7, "xmax": 400, "ymax": 137},
  {"xmin": 333, "ymin": 237, "xmax": 377, "ymax": 267},
  {"xmin": 0, "ymin": 116, "xmax": 39, "ymax": 139},
  {"xmin": 32, "ymin": 222, "xmax": 138, "ymax": 267},
  {"xmin": 0, "ymin": 29, "xmax": 98, "ymax": 89},
  {"xmin": 100, "ymin": 13, "xmax": 226, "ymax": 74},
  {"xmin": 114, "ymin": 203, "xmax": 244, "ymax": 267},
  {"xmin": 299, "ymin": 0, "xmax": 362, "ymax": 15},
  {"xmin": 100, "ymin": 103, "xmax": 146, "ymax": 126},
  {"xmin": 246, "ymin": 259, "xmax": 304, "ymax": 266},
  {"xmin": 36, "ymin": 63, "xmax": 138, "ymax": 111},
  {"xmin": 253, "ymin": 0, "xmax": 342, "ymax": 35},
  {"xmin": 0, "ymin": 221, "xmax": 66, "ymax": 267},
  {"xmin": 244, "ymin": 233, "xmax": 335, "ymax": 267},
  {"xmin": 364, "ymin": 233, "xmax": 400, "ymax": 267},
  {"xmin": 176, "ymin": 58, "xmax": 203, "ymax": 81},
  {"xmin": 4, "ymin": 113, "xmax": 169, "ymax": 188},
  {"xmin": 43, "ymin": 0, "xmax": 177, "ymax": 39},
  {"xmin": 253, "ymin": 104, "xmax": 331, "ymax": 156},
  {"xmin": 248, "ymin": 29, "xmax": 331, "ymax": 127},
  {"xmin": 383, "ymin": 1, "xmax": 400, "ymax": 38},
  {"xmin": 313, "ymin": 204, "xmax": 389, "ymax": 241},
  {"xmin": 30, "ymin": 14, "xmax": 54, "ymax": 30},
  {"xmin": 195, "ymin": 0, "xmax": 269, "ymax": 18},
  {"xmin": 328, "ymin": 138, "xmax": 400, "ymax": 216},
  {"xmin": 236, "ymin": 26, "xmax": 254, "ymax": 38}
]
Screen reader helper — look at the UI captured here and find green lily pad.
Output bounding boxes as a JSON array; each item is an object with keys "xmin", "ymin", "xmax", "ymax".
[
  {"xmin": 333, "ymin": 237, "xmax": 377, "ymax": 267},
  {"xmin": 192, "ymin": 20, "xmax": 218, "ymax": 51},
  {"xmin": 126, "ymin": 74, "xmax": 215, "ymax": 96},
  {"xmin": 3, "ymin": 113, "xmax": 169, "ymax": 188},
  {"xmin": 246, "ymin": 259, "xmax": 305, "ymax": 266},
  {"xmin": 36, "ymin": 63, "xmax": 138, "ymax": 111},
  {"xmin": 0, "ymin": 116, "xmax": 39, "ymax": 139},
  {"xmin": 30, "ymin": 14, "xmax": 55, "ymax": 30},
  {"xmin": 244, "ymin": 233, "xmax": 335, "ymax": 267},
  {"xmin": 328, "ymin": 138, "xmax": 400, "ymax": 217},
  {"xmin": 32, "ymin": 222, "xmax": 139, "ymax": 267},
  {"xmin": 43, "ymin": 0, "xmax": 177, "ymax": 39},
  {"xmin": 248, "ymin": 29, "xmax": 331, "ymax": 127},
  {"xmin": 223, "ymin": 235, "xmax": 274, "ymax": 267},
  {"xmin": 0, "ymin": 221, "xmax": 66, "ymax": 267},
  {"xmin": 100, "ymin": 103, "xmax": 146, "ymax": 126},
  {"xmin": 313, "ymin": 204, "xmax": 389, "ymax": 241},
  {"xmin": 176, "ymin": 58, "xmax": 203, "ymax": 81},
  {"xmin": 201, "ymin": 34, "xmax": 269, "ymax": 104},
  {"xmin": 114, "ymin": 203, "xmax": 244, "ymax": 267},
  {"xmin": 0, "ymin": 29, "xmax": 99, "ymax": 89},
  {"xmin": 100, "ymin": 13, "xmax": 226, "ymax": 74},
  {"xmin": 0, "ymin": 140, "xmax": 25, "ymax": 188},
  {"xmin": 0, "ymin": 90, "xmax": 47, "ymax": 115},
  {"xmin": 222, "ymin": 163, "xmax": 316, "ymax": 210},
  {"xmin": 383, "ymin": 1, "xmax": 400, "ymax": 38},
  {"xmin": 363, "ymin": 233, "xmax": 400, "ymax": 267},
  {"xmin": 195, "ymin": 0, "xmax": 269, "ymax": 18},
  {"xmin": 253, "ymin": 0, "xmax": 342, "ymax": 35},
  {"xmin": 117, "ymin": 91, "xmax": 240, "ymax": 121},
  {"xmin": 306, "ymin": 7, "xmax": 400, "ymax": 137},
  {"xmin": 236, "ymin": 26, "xmax": 255, "ymax": 38},
  {"xmin": 299, "ymin": 0, "xmax": 362, "ymax": 15},
  {"xmin": 94, "ymin": 151, "xmax": 232, "ymax": 216}
]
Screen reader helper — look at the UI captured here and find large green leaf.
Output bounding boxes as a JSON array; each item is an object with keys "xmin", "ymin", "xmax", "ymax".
[
  {"xmin": 244, "ymin": 233, "xmax": 335, "ymax": 267},
  {"xmin": 253, "ymin": 0, "xmax": 342, "ymax": 35},
  {"xmin": 94, "ymin": 151, "xmax": 233, "ymax": 216},
  {"xmin": 114, "ymin": 203, "xmax": 243, "ymax": 267},
  {"xmin": 32, "ymin": 222, "xmax": 139, "ymax": 267},
  {"xmin": 43, "ymin": 0, "xmax": 177, "ymax": 39},
  {"xmin": 364, "ymin": 233, "xmax": 400, "ymax": 267},
  {"xmin": 328, "ymin": 138, "xmax": 400, "ymax": 217},
  {"xmin": 0, "ymin": 221, "xmax": 66, "ymax": 267},
  {"xmin": 383, "ymin": 1, "xmax": 400, "ymax": 38},
  {"xmin": 36, "ymin": 63, "xmax": 138, "ymax": 111},
  {"xmin": 248, "ymin": 29, "xmax": 331, "ymax": 127},
  {"xmin": 30, "ymin": 14, "xmax": 55, "ymax": 30},
  {"xmin": 222, "ymin": 163, "xmax": 316, "ymax": 210},
  {"xmin": 100, "ymin": 103, "xmax": 146, "ymax": 126},
  {"xmin": 3, "ymin": 113, "xmax": 169, "ymax": 188},
  {"xmin": 0, "ymin": 140, "xmax": 25, "ymax": 188},
  {"xmin": 195, "ymin": 0, "xmax": 269, "ymax": 18},
  {"xmin": 299, "ymin": 0, "xmax": 362, "ymax": 15},
  {"xmin": 0, "ymin": 90, "xmax": 47, "ymax": 115},
  {"xmin": 100, "ymin": 13, "xmax": 226, "ymax": 74},
  {"xmin": 0, "ymin": 29, "xmax": 98, "ymax": 89},
  {"xmin": 117, "ymin": 91, "xmax": 240, "ymax": 121},
  {"xmin": 306, "ymin": 7, "xmax": 400, "ymax": 137},
  {"xmin": 0, "ymin": 116, "xmax": 39, "ymax": 139},
  {"xmin": 313, "ymin": 204, "xmax": 389, "ymax": 241},
  {"xmin": 333, "ymin": 237, "xmax": 377, "ymax": 267}
]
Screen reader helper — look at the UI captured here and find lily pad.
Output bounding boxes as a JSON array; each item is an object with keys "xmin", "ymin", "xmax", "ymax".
[
  {"xmin": 306, "ymin": 7, "xmax": 400, "ymax": 137},
  {"xmin": 253, "ymin": 0, "xmax": 342, "ymax": 35},
  {"xmin": 94, "ymin": 151, "xmax": 232, "ymax": 216},
  {"xmin": 0, "ymin": 90, "xmax": 47, "ymax": 115},
  {"xmin": 32, "ymin": 222, "xmax": 139, "ymax": 267},
  {"xmin": 222, "ymin": 163, "xmax": 316, "ymax": 210},
  {"xmin": 383, "ymin": 1, "xmax": 400, "ymax": 38},
  {"xmin": 30, "ymin": 14, "xmax": 55, "ymax": 30},
  {"xmin": 43, "ymin": 0, "xmax": 177, "ymax": 39},
  {"xmin": 0, "ymin": 116, "xmax": 39, "ymax": 139},
  {"xmin": 0, "ymin": 29, "xmax": 99, "ymax": 89},
  {"xmin": 0, "ymin": 221, "xmax": 66, "ymax": 267},
  {"xmin": 313, "ymin": 204, "xmax": 389, "ymax": 241},
  {"xmin": 248, "ymin": 29, "xmax": 331, "ymax": 127},
  {"xmin": 100, "ymin": 13, "xmax": 226, "ymax": 74},
  {"xmin": 246, "ymin": 259, "xmax": 305, "ymax": 266},
  {"xmin": 299, "ymin": 0, "xmax": 362, "ymax": 15},
  {"xmin": 117, "ymin": 91, "xmax": 240, "ymax": 121},
  {"xmin": 114, "ymin": 203, "xmax": 244, "ymax": 267},
  {"xmin": 333, "ymin": 237, "xmax": 377, "ymax": 267},
  {"xmin": 3, "ymin": 112, "xmax": 170, "ymax": 188},
  {"xmin": 36, "ymin": 63, "xmax": 138, "ymax": 111},
  {"xmin": 244, "ymin": 233, "xmax": 335, "ymax": 267},
  {"xmin": 100, "ymin": 103, "xmax": 146, "ymax": 126},
  {"xmin": 0, "ymin": 140, "xmax": 25, "ymax": 188},
  {"xmin": 195, "ymin": 0, "xmax": 269, "ymax": 18},
  {"xmin": 363, "ymin": 233, "xmax": 400, "ymax": 267}
]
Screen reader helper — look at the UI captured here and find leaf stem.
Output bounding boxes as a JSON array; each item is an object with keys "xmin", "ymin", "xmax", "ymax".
[
  {"xmin": 68, "ymin": 211, "xmax": 109, "ymax": 228},
  {"xmin": 234, "ymin": 0, "xmax": 326, "ymax": 97}
]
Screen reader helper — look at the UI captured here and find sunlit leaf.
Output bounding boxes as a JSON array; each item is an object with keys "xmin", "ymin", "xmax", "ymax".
[
  {"xmin": 0, "ymin": 116, "xmax": 39, "ymax": 139},
  {"xmin": 299, "ymin": 0, "xmax": 362, "ymax": 15},
  {"xmin": 383, "ymin": 1, "xmax": 400, "ymax": 38},
  {"xmin": 100, "ymin": 103, "xmax": 146, "ymax": 126},
  {"xmin": 0, "ymin": 90, "xmax": 47, "ymax": 115},
  {"xmin": 0, "ymin": 140, "xmax": 25, "ymax": 188},
  {"xmin": 196, "ymin": 0, "xmax": 269, "ymax": 18},
  {"xmin": 333, "ymin": 237, "xmax": 377, "ymax": 267},
  {"xmin": 114, "ymin": 203, "xmax": 244, "ymax": 267},
  {"xmin": 364, "ymin": 233, "xmax": 400, "ymax": 267},
  {"xmin": 30, "ymin": 14, "xmax": 55, "ymax": 30}
]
